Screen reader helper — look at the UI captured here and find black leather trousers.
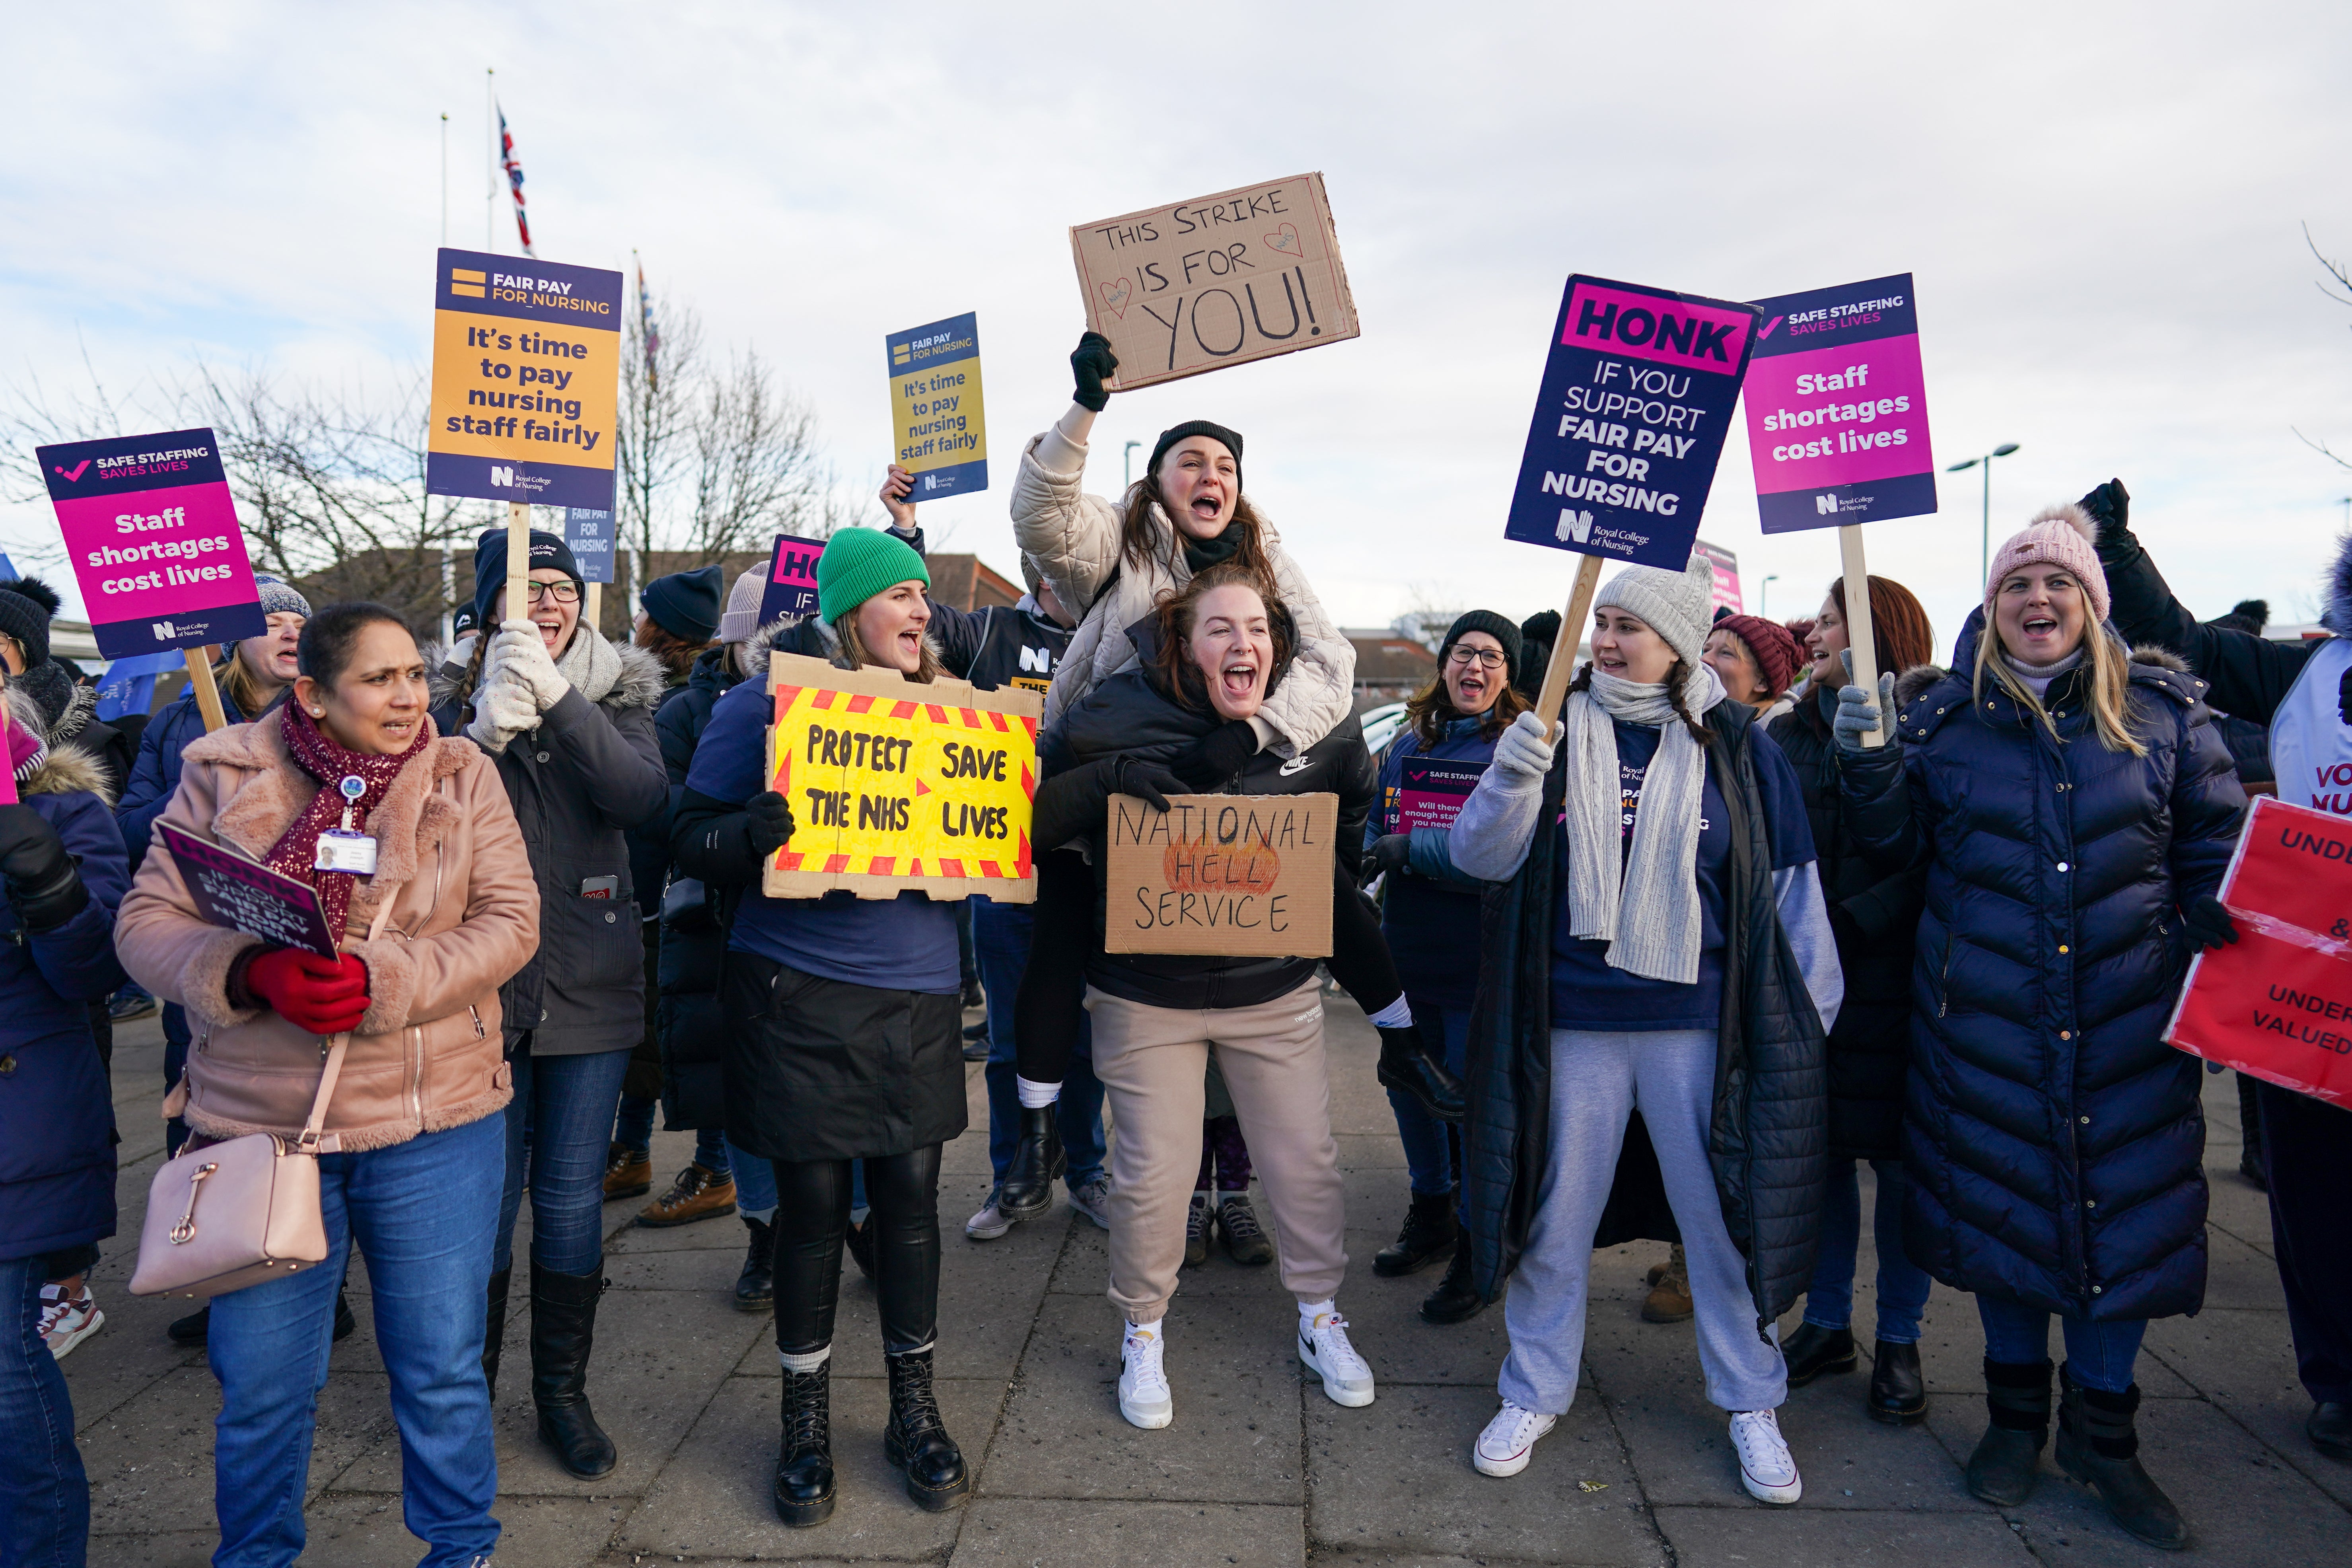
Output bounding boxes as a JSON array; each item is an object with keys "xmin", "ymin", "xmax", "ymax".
[{"xmin": 772, "ymin": 1145, "xmax": 942, "ymax": 1357}]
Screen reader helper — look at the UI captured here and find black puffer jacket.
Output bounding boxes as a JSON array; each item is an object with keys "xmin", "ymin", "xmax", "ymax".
[
  {"xmin": 1034, "ymin": 655, "xmax": 1374, "ymax": 1011},
  {"xmin": 1769, "ymin": 686, "xmax": 1926, "ymax": 1161},
  {"xmin": 1837, "ymin": 613, "xmax": 2244, "ymax": 1320},
  {"xmin": 1462, "ymin": 698, "xmax": 1829, "ymax": 1335}
]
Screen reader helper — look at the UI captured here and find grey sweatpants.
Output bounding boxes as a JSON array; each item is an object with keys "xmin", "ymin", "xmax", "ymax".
[{"xmin": 1499, "ymin": 1028, "xmax": 1787, "ymax": 1415}]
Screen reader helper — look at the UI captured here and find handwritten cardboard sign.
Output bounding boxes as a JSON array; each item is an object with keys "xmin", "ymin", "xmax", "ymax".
[
  {"xmin": 1741, "ymin": 273, "xmax": 1937, "ymax": 531},
  {"xmin": 2165, "ymin": 796, "xmax": 2352, "ymax": 1108},
  {"xmin": 157, "ymin": 822, "xmax": 339, "ymax": 959},
  {"xmin": 426, "ymin": 247, "xmax": 624, "ymax": 511},
  {"xmin": 36, "ymin": 427, "xmax": 267, "ymax": 659},
  {"xmin": 758, "ymin": 533, "xmax": 827, "ymax": 625},
  {"xmin": 762, "ymin": 652, "xmax": 1041, "ymax": 903},
  {"xmin": 1071, "ymin": 173, "xmax": 1359, "ymax": 391},
  {"xmin": 1102, "ymin": 792, "xmax": 1335, "ymax": 957},
  {"xmin": 888, "ymin": 313, "xmax": 987, "ymax": 498}
]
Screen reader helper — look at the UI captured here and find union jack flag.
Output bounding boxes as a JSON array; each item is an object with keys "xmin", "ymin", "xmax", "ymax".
[{"xmin": 498, "ymin": 104, "xmax": 533, "ymax": 255}]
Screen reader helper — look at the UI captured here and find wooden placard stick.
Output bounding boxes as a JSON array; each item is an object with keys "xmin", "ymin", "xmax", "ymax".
[
  {"xmin": 184, "ymin": 645, "xmax": 228, "ymax": 732},
  {"xmin": 1534, "ymin": 555, "xmax": 1606, "ymax": 742},
  {"xmin": 505, "ymin": 501, "xmax": 530, "ymax": 627},
  {"xmin": 584, "ymin": 580, "xmax": 602, "ymax": 637},
  {"xmin": 1837, "ymin": 523, "xmax": 1883, "ymax": 748}
]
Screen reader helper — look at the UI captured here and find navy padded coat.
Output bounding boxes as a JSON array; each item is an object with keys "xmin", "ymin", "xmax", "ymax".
[{"xmin": 1837, "ymin": 613, "xmax": 2244, "ymax": 1321}]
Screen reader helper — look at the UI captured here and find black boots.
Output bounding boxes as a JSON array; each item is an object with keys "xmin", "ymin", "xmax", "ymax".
[
  {"xmin": 1868, "ymin": 1340, "xmax": 1928, "ymax": 1424},
  {"xmin": 2056, "ymin": 1366, "xmax": 2187, "ymax": 1549},
  {"xmin": 735, "ymin": 1216, "xmax": 776, "ymax": 1313},
  {"xmin": 1374, "ymin": 1190, "xmax": 1458, "ymax": 1276},
  {"xmin": 884, "ymin": 1348, "xmax": 971, "ymax": 1511},
  {"xmin": 1782, "ymin": 1322, "xmax": 1858, "ymax": 1386},
  {"xmin": 998, "ymin": 1106, "xmax": 1065, "ymax": 1220},
  {"xmin": 1966, "ymin": 1358, "xmax": 2051, "ymax": 1506},
  {"xmin": 774, "ymin": 1358, "xmax": 835, "ymax": 1527},
  {"xmin": 530, "ymin": 1264, "xmax": 617, "ymax": 1479},
  {"xmin": 2311, "ymin": 1400, "xmax": 2352, "ymax": 1460},
  {"xmin": 1375, "ymin": 1021, "xmax": 1464, "ymax": 1123},
  {"xmin": 1420, "ymin": 1232, "xmax": 1485, "ymax": 1324},
  {"xmin": 482, "ymin": 1266, "xmax": 512, "ymax": 1400}
]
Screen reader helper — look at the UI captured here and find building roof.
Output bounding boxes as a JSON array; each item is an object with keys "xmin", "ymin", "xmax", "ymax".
[{"xmin": 1347, "ymin": 634, "xmax": 1438, "ymax": 687}]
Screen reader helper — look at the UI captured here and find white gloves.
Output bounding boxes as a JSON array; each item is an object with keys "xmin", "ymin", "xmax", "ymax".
[
  {"xmin": 1492, "ymin": 710, "xmax": 1560, "ymax": 785},
  {"xmin": 491, "ymin": 620, "xmax": 570, "ymax": 712},
  {"xmin": 466, "ymin": 677, "xmax": 541, "ymax": 753}
]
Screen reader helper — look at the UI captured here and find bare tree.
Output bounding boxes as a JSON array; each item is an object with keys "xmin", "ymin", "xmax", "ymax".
[
  {"xmin": 2296, "ymin": 223, "xmax": 2352, "ymax": 473},
  {"xmin": 614, "ymin": 292, "xmax": 702, "ymax": 565},
  {"xmin": 685, "ymin": 348, "xmax": 875, "ymax": 556}
]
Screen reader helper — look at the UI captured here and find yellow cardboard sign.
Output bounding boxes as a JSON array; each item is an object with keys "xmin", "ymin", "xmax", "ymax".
[{"xmin": 763, "ymin": 652, "xmax": 1040, "ymax": 903}]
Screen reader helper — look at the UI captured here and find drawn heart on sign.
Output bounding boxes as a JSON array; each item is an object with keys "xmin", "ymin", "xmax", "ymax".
[
  {"xmin": 1265, "ymin": 223, "xmax": 1303, "ymax": 257},
  {"xmin": 1097, "ymin": 278, "xmax": 1133, "ymax": 320}
]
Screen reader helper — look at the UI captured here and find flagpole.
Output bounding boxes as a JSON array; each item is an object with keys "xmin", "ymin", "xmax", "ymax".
[
  {"xmin": 439, "ymin": 113, "xmax": 449, "ymax": 243},
  {"xmin": 484, "ymin": 68, "xmax": 495, "ymax": 252}
]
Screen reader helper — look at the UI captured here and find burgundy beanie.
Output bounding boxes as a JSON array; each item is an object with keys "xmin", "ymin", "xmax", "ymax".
[
  {"xmin": 1716, "ymin": 613, "xmax": 1802, "ymax": 697},
  {"xmin": 1985, "ymin": 503, "xmax": 2110, "ymax": 625}
]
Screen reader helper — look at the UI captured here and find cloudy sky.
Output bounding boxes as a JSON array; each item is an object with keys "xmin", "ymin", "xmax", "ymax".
[{"xmin": 4, "ymin": 1, "xmax": 2349, "ymax": 654}]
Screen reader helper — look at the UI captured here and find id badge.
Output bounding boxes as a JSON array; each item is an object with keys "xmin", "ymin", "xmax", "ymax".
[{"xmin": 315, "ymin": 831, "xmax": 378, "ymax": 875}]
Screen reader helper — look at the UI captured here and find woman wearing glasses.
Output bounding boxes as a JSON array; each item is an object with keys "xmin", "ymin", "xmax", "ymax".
[
  {"xmin": 431, "ymin": 528, "xmax": 669, "ymax": 1480},
  {"xmin": 1359, "ymin": 614, "xmax": 1531, "ymax": 1324}
]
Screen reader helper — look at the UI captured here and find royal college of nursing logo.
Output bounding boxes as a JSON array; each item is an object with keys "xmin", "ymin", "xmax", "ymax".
[{"xmin": 1555, "ymin": 509, "xmax": 1594, "ymax": 544}]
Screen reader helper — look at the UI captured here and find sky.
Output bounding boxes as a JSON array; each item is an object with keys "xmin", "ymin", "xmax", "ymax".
[{"xmin": 4, "ymin": 0, "xmax": 2350, "ymax": 657}]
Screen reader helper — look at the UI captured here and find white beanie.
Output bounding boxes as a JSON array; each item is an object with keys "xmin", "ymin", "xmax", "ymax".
[
  {"xmin": 1591, "ymin": 552, "xmax": 1717, "ymax": 672},
  {"xmin": 716, "ymin": 564, "xmax": 770, "ymax": 644}
]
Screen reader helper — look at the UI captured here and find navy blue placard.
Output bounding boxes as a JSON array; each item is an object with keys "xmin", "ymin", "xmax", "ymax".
[
  {"xmin": 1749, "ymin": 274, "xmax": 1918, "ymax": 358},
  {"xmin": 561, "ymin": 508, "xmax": 616, "ymax": 584},
  {"xmin": 1503, "ymin": 276, "xmax": 1761, "ymax": 570},
  {"xmin": 759, "ymin": 533, "xmax": 826, "ymax": 624},
  {"xmin": 433, "ymin": 248, "xmax": 624, "ymax": 331},
  {"xmin": 39, "ymin": 429, "xmax": 225, "ymax": 501},
  {"xmin": 424, "ymin": 451, "xmax": 616, "ymax": 512}
]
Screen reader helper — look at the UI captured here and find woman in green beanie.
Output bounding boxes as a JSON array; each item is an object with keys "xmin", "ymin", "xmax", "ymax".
[{"xmin": 670, "ymin": 526, "xmax": 970, "ymax": 1527}]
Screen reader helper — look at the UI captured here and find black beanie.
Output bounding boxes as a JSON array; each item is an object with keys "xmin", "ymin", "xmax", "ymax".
[
  {"xmin": 1147, "ymin": 420, "xmax": 1244, "ymax": 492},
  {"xmin": 640, "ymin": 563, "xmax": 724, "ymax": 644},
  {"xmin": 1437, "ymin": 609, "xmax": 1524, "ymax": 687},
  {"xmin": 471, "ymin": 527, "xmax": 584, "ymax": 630},
  {"xmin": 0, "ymin": 575, "xmax": 62, "ymax": 671}
]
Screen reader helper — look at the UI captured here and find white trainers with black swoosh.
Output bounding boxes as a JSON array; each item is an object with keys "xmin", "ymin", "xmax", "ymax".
[
  {"xmin": 1298, "ymin": 1309, "xmax": 1375, "ymax": 1407},
  {"xmin": 1119, "ymin": 1321, "xmax": 1173, "ymax": 1430}
]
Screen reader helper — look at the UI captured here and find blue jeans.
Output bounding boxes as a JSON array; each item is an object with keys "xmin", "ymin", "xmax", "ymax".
[
  {"xmin": 0, "ymin": 1254, "xmax": 88, "ymax": 1567},
  {"xmin": 1389, "ymin": 998, "xmax": 1469, "ymax": 1195},
  {"xmin": 611, "ymin": 1094, "xmax": 731, "ymax": 1179},
  {"xmin": 1976, "ymin": 1296, "xmax": 2148, "ymax": 1394},
  {"xmin": 1803, "ymin": 1158, "xmax": 1932, "ymax": 1344},
  {"xmin": 496, "ymin": 1046, "xmax": 632, "ymax": 1276},
  {"xmin": 163, "ymin": 1002, "xmax": 192, "ymax": 1158},
  {"xmin": 974, "ymin": 901, "xmax": 1105, "ymax": 1187},
  {"xmin": 209, "ymin": 1114, "xmax": 504, "ymax": 1566}
]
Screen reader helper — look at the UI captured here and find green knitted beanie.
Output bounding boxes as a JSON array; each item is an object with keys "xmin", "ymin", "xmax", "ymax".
[{"xmin": 817, "ymin": 527, "xmax": 930, "ymax": 623}]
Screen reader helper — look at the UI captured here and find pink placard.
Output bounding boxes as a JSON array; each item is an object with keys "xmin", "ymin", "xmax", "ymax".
[
  {"xmin": 1742, "ymin": 340, "xmax": 1931, "ymax": 490},
  {"xmin": 1560, "ymin": 282, "xmax": 1755, "ymax": 374}
]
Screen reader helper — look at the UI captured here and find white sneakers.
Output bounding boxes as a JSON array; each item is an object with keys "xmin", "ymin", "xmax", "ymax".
[
  {"xmin": 1118, "ymin": 1321, "xmax": 1173, "ymax": 1429},
  {"xmin": 39, "ymin": 1282, "xmax": 103, "ymax": 1361},
  {"xmin": 1298, "ymin": 1310, "xmax": 1376, "ymax": 1408},
  {"xmin": 1729, "ymin": 1408, "xmax": 1802, "ymax": 1504},
  {"xmin": 964, "ymin": 1186, "xmax": 1013, "ymax": 1241},
  {"xmin": 1474, "ymin": 1401, "xmax": 1558, "ymax": 1477}
]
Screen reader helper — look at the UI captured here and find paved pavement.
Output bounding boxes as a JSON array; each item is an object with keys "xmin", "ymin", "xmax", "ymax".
[{"xmin": 68, "ymin": 1000, "xmax": 2350, "ymax": 1565}]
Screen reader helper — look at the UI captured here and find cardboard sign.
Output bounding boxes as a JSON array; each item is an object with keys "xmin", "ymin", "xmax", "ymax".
[
  {"xmin": 157, "ymin": 822, "xmax": 339, "ymax": 959},
  {"xmin": 1070, "ymin": 173, "xmax": 1359, "ymax": 390},
  {"xmin": 1694, "ymin": 539, "xmax": 1742, "ymax": 614},
  {"xmin": 1384, "ymin": 757, "xmax": 1485, "ymax": 836},
  {"xmin": 2166, "ymin": 796, "xmax": 2352, "ymax": 1107},
  {"xmin": 560, "ymin": 507, "xmax": 616, "ymax": 584},
  {"xmin": 758, "ymin": 533, "xmax": 826, "ymax": 625},
  {"xmin": 426, "ymin": 247, "xmax": 624, "ymax": 511},
  {"xmin": 762, "ymin": 652, "xmax": 1041, "ymax": 903},
  {"xmin": 36, "ymin": 428, "xmax": 267, "ymax": 659},
  {"xmin": 1504, "ymin": 276, "xmax": 1761, "ymax": 570},
  {"xmin": 888, "ymin": 313, "xmax": 987, "ymax": 498},
  {"xmin": 1742, "ymin": 274, "xmax": 1936, "ymax": 532},
  {"xmin": 1102, "ymin": 793, "xmax": 1335, "ymax": 957}
]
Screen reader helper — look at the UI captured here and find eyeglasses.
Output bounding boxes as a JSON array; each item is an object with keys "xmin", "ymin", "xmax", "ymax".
[
  {"xmin": 523, "ymin": 581, "xmax": 581, "ymax": 605},
  {"xmin": 1446, "ymin": 646, "xmax": 1506, "ymax": 669}
]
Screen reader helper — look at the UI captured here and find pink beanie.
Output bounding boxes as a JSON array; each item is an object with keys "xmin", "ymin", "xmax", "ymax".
[{"xmin": 1984, "ymin": 503, "xmax": 2109, "ymax": 626}]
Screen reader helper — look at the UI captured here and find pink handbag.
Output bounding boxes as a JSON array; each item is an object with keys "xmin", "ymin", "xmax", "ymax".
[{"xmin": 127, "ymin": 1035, "xmax": 346, "ymax": 1300}]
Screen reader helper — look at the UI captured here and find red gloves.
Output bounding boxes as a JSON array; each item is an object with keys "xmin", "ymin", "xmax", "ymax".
[{"xmin": 243, "ymin": 947, "xmax": 372, "ymax": 1035}]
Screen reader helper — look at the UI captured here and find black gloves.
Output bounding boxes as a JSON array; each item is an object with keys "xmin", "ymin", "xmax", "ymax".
[
  {"xmin": 2078, "ymin": 479, "xmax": 2131, "ymax": 547},
  {"xmin": 1519, "ymin": 609, "xmax": 1560, "ymax": 649},
  {"xmin": 745, "ymin": 792, "xmax": 796, "ymax": 859},
  {"xmin": 0, "ymin": 804, "xmax": 88, "ymax": 933},
  {"xmin": 2182, "ymin": 893, "xmax": 2239, "ymax": 951},
  {"xmin": 1071, "ymin": 331, "xmax": 1118, "ymax": 412},
  {"xmin": 1115, "ymin": 755, "xmax": 1191, "ymax": 812},
  {"xmin": 1362, "ymin": 833, "xmax": 1410, "ymax": 885},
  {"xmin": 1173, "ymin": 720, "xmax": 1257, "ymax": 789},
  {"xmin": 1517, "ymin": 610, "xmax": 1561, "ymax": 698}
]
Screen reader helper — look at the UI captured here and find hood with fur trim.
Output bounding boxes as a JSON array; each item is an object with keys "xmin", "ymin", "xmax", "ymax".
[{"xmin": 2323, "ymin": 533, "xmax": 2352, "ymax": 637}]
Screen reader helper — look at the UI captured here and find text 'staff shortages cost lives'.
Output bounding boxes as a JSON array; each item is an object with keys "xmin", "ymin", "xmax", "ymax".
[
  {"xmin": 426, "ymin": 247, "xmax": 623, "ymax": 511},
  {"xmin": 1504, "ymin": 276, "xmax": 1760, "ymax": 570},
  {"xmin": 1741, "ymin": 274, "xmax": 1936, "ymax": 532},
  {"xmin": 888, "ymin": 313, "xmax": 987, "ymax": 500},
  {"xmin": 37, "ymin": 427, "xmax": 265, "ymax": 659}
]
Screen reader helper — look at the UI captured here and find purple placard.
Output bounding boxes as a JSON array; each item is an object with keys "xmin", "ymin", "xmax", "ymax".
[
  {"xmin": 1741, "ymin": 274, "xmax": 1937, "ymax": 532},
  {"xmin": 36, "ymin": 428, "xmax": 267, "ymax": 659},
  {"xmin": 157, "ymin": 822, "xmax": 338, "ymax": 959},
  {"xmin": 1385, "ymin": 756, "xmax": 1486, "ymax": 836},
  {"xmin": 759, "ymin": 532, "xmax": 826, "ymax": 624}
]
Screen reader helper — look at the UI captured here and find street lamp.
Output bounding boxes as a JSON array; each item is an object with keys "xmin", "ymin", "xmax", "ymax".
[
  {"xmin": 1124, "ymin": 440, "xmax": 1142, "ymax": 489},
  {"xmin": 1761, "ymin": 574, "xmax": 1779, "ymax": 619},
  {"xmin": 1948, "ymin": 443, "xmax": 2022, "ymax": 582}
]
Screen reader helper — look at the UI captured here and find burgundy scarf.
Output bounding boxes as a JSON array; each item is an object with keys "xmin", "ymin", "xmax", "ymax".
[{"xmin": 263, "ymin": 705, "xmax": 433, "ymax": 938}]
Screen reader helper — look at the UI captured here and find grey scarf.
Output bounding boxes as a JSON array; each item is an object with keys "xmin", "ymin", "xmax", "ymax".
[
  {"xmin": 556, "ymin": 626, "xmax": 624, "ymax": 704},
  {"xmin": 1558, "ymin": 661, "xmax": 1725, "ymax": 984}
]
